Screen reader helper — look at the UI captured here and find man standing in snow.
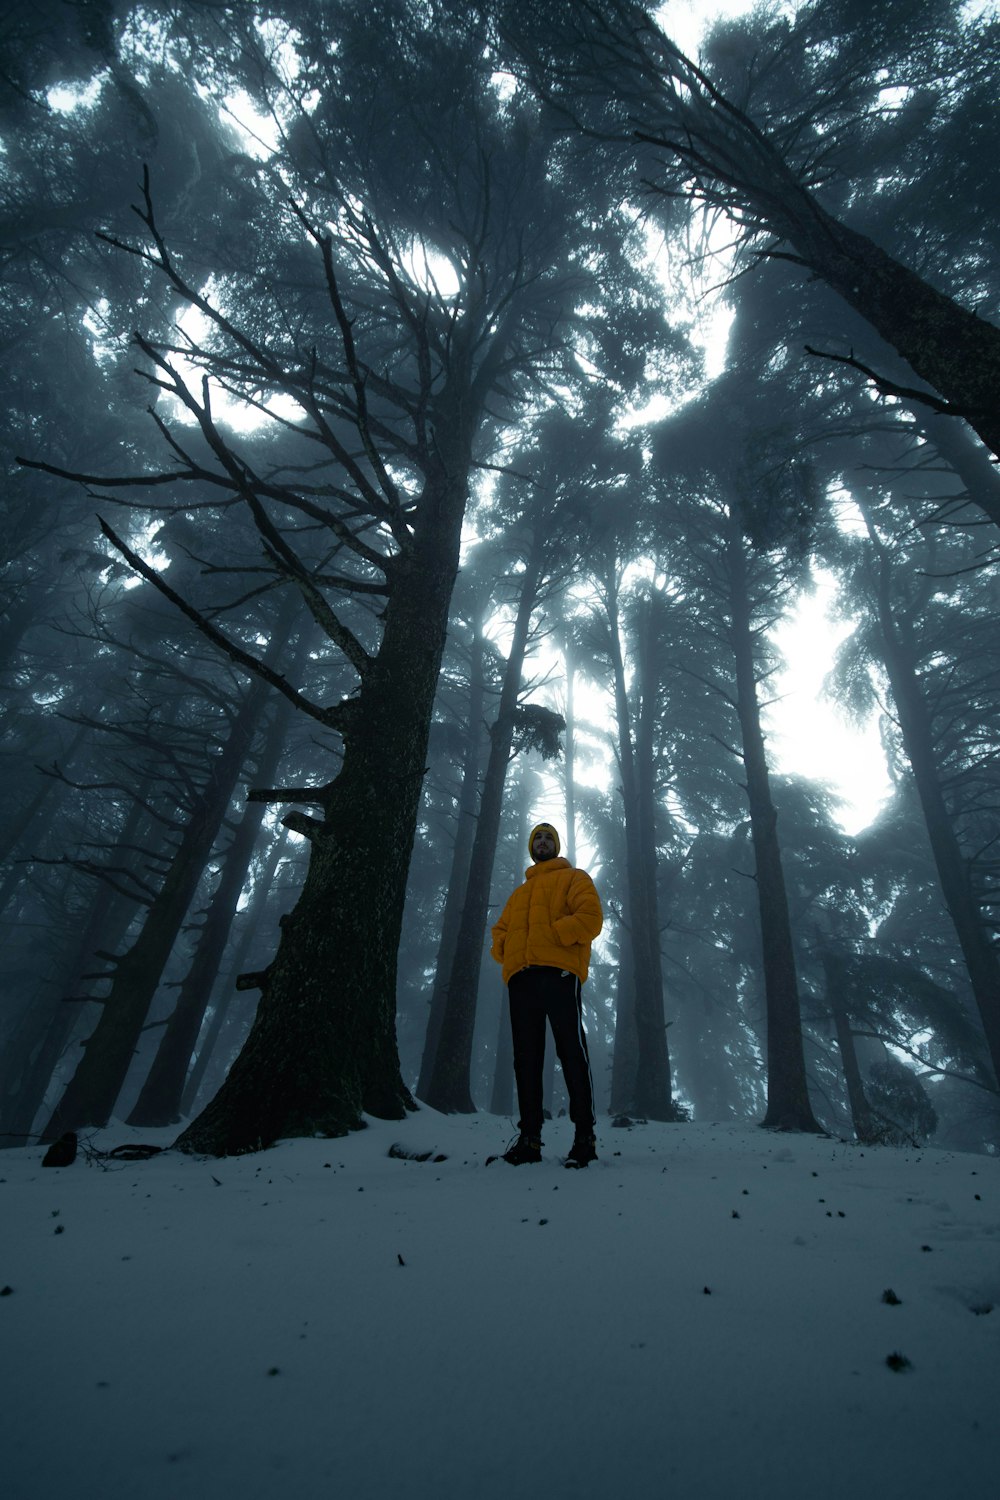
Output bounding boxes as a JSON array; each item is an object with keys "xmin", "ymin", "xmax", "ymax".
[{"xmin": 489, "ymin": 822, "xmax": 603, "ymax": 1168}]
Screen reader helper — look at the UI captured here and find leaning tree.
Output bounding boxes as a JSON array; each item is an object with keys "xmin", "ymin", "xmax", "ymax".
[{"xmin": 498, "ymin": 0, "xmax": 1000, "ymax": 464}]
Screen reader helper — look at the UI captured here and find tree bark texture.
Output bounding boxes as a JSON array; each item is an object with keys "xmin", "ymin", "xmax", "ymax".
[
  {"xmin": 725, "ymin": 517, "xmax": 822, "ymax": 1132},
  {"xmin": 176, "ymin": 452, "xmax": 473, "ymax": 1154},
  {"xmin": 778, "ymin": 201, "xmax": 1000, "ymax": 463}
]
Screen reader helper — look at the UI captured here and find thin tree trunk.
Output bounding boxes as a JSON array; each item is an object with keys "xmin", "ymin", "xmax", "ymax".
[
  {"xmin": 179, "ymin": 829, "xmax": 292, "ymax": 1117},
  {"xmin": 488, "ymin": 760, "xmax": 535, "ymax": 1116},
  {"xmin": 634, "ymin": 596, "xmax": 675, "ymax": 1114},
  {"xmin": 0, "ymin": 837, "xmax": 143, "ymax": 1144},
  {"xmin": 0, "ymin": 793, "xmax": 151, "ymax": 1144},
  {"xmin": 489, "ymin": 985, "xmax": 515, "ymax": 1116},
  {"xmin": 416, "ymin": 616, "xmax": 487, "ymax": 1099},
  {"xmin": 605, "ymin": 572, "xmax": 674, "ymax": 1118},
  {"xmin": 609, "ymin": 930, "xmax": 637, "ymax": 1115},
  {"xmin": 563, "ymin": 627, "xmax": 577, "ymax": 866},
  {"xmin": 126, "ymin": 690, "xmax": 296, "ymax": 1127},
  {"xmin": 0, "ymin": 729, "xmax": 85, "ymax": 874},
  {"xmin": 42, "ymin": 671, "xmax": 275, "ymax": 1138},
  {"xmin": 822, "ymin": 950, "xmax": 877, "ymax": 1143},
  {"xmin": 423, "ymin": 538, "xmax": 545, "ymax": 1112},
  {"xmin": 726, "ymin": 516, "xmax": 822, "ymax": 1132}
]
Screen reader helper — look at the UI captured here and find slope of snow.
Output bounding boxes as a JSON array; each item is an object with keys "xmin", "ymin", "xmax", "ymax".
[{"xmin": 2, "ymin": 1112, "xmax": 997, "ymax": 1500}]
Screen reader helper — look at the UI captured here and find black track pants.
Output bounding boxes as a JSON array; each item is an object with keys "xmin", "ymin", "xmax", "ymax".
[{"xmin": 508, "ymin": 966, "xmax": 595, "ymax": 1140}]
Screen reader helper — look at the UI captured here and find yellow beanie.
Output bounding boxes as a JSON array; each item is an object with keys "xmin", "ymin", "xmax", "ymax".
[{"xmin": 528, "ymin": 822, "xmax": 561, "ymax": 859}]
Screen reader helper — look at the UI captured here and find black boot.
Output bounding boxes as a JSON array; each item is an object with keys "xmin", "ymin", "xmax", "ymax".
[
  {"xmin": 499, "ymin": 1134, "xmax": 542, "ymax": 1165},
  {"xmin": 564, "ymin": 1131, "xmax": 597, "ymax": 1169}
]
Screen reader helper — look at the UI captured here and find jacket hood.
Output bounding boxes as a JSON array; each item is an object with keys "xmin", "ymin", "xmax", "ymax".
[{"xmin": 525, "ymin": 856, "xmax": 571, "ymax": 879}]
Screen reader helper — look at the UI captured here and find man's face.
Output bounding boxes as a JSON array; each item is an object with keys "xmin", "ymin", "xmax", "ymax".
[{"xmin": 531, "ymin": 828, "xmax": 557, "ymax": 862}]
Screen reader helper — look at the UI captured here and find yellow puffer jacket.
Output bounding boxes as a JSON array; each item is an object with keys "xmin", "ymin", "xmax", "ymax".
[{"xmin": 491, "ymin": 856, "xmax": 603, "ymax": 985}]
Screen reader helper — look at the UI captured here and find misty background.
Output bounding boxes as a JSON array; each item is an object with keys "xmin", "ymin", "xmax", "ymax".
[{"xmin": 2, "ymin": 0, "xmax": 999, "ymax": 1160}]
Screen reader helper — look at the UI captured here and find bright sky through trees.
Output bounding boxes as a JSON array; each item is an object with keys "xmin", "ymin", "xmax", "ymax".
[
  {"xmin": 768, "ymin": 580, "xmax": 892, "ymax": 833},
  {"xmin": 655, "ymin": 0, "xmax": 893, "ymax": 834},
  {"xmin": 56, "ymin": 0, "xmax": 893, "ymax": 841},
  {"xmin": 229, "ymin": 0, "xmax": 885, "ymax": 837}
]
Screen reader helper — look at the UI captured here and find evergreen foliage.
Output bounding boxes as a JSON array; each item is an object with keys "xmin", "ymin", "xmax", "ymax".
[{"xmin": 1, "ymin": 0, "xmax": 998, "ymax": 1154}]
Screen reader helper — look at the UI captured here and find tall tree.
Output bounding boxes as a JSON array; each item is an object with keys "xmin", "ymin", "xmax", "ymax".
[
  {"xmin": 500, "ymin": 0, "xmax": 1000, "ymax": 464},
  {"xmin": 41, "ymin": 628, "xmax": 289, "ymax": 1139},
  {"xmin": 828, "ymin": 494, "xmax": 1000, "ymax": 1087},
  {"xmin": 25, "ymin": 4, "xmax": 614, "ymax": 1152},
  {"xmin": 647, "ymin": 368, "xmax": 825, "ymax": 1131},
  {"xmin": 592, "ymin": 560, "xmax": 675, "ymax": 1119}
]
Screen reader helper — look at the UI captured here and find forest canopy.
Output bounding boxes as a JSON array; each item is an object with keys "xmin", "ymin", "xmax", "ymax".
[{"xmin": 2, "ymin": 0, "xmax": 999, "ymax": 1158}]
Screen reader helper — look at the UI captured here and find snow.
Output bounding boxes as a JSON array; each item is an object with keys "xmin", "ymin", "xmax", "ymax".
[{"xmin": 2, "ymin": 1112, "xmax": 997, "ymax": 1500}]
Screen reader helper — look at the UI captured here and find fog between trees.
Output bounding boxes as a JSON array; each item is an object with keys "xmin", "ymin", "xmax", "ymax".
[{"xmin": 2, "ymin": 0, "xmax": 999, "ymax": 1157}]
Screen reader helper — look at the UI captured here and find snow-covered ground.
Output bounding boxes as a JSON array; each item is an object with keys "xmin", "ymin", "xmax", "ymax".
[{"xmin": 2, "ymin": 1112, "xmax": 997, "ymax": 1500}]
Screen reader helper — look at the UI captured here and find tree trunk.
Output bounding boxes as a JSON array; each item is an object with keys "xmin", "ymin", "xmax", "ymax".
[
  {"xmin": 609, "ymin": 932, "xmax": 637, "ymax": 1115},
  {"xmin": 0, "ymin": 826, "xmax": 144, "ymax": 1144},
  {"xmin": 634, "ymin": 596, "xmax": 676, "ymax": 1115},
  {"xmin": 822, "ymin": 950, "xmax": 877, "ymax": 1143},
  {"xmin": 512, "ymin": 3, "xmax": 1000, "ymax": 462},
  {"xmin": 563, "ymin": 627, "xmax": 577, "ymax": 866},
  {"xmin": 774, "ymin": 199, "xmax": 1000, "ymax": 464},
  {"xmin": 617, "ymin": 13, "xmax": 1000, "ymax": 467},
  {"xmin": 126, "ymin": 690, "xmax": 296, "ymax": 1126},
  {"xmin": 175, "ymin": 434, "xmax": 475, "ymax": 1155},
  {"xmin": 605, "ymin": 573, "xmax": 674, "ymax": 1118},
  {"xmin": 423, "ymin": 538, "xmax": 545, "ymax": 1113},
  {"xmin": 489, "ymin": 984, "xmax": 515, "ymax": 1117},
  {"xmin": 726, "ymin": 517, "xmax": 822, "ymax": 1132},
  {"xmin": 0, "ymin": 790, "xmax": 153, "ymax": 1143},
  {"xmin": 870, "ymin": 540, "xmax": 1000, "ymax": 1087},
  {"xmin": 916, "ymin": 410, "xmax": 1000, "ymax": 530},
  {"xmin": 42, "ymin": 673, "xmax": 274, "ymax": 1138},
  {"xmin": 179, "ymin": 829, "xmax": 292, "ymax": 1117},
  {"xmin": 488, "ymin": 759, "xmax": 535, "ymax": 1116},
  {"xmin": 416, "ymin": 616, "xmax": 487, "ymax": 1099}
]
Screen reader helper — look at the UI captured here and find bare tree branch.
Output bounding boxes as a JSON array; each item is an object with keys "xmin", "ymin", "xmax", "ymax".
[{"xmin": 97, "ymin": 517, "xmax": 352, "ymax": 732}]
